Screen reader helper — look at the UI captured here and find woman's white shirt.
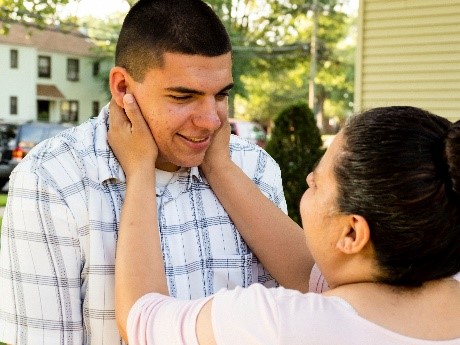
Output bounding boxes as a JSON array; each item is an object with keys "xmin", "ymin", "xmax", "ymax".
[{"xmin": 128, "ymin": 282, "xmax": 460, "ymax": 345}]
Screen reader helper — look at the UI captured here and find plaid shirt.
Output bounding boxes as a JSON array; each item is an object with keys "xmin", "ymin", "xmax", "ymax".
[{"xmin": 0, "ymin": 106, "xmax": 287, "ymax": 345}]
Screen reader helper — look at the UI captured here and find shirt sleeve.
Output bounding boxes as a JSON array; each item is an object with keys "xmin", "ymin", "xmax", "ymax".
[
  {"xmin": 127, "ymin": 293, "xmax": 212, "ymax": 345},
  {"xmin": 0, "ymin": 169, "xmax": 82, "ymax": 345}
]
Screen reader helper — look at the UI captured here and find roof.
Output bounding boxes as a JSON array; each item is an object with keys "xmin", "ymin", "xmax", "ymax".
[
  {"xmin": 37, "ymin": 84, "xmax": 65, "ymax": 99},
  {"xmin": 0, "ymin": 22, "xmax": 96, "ymax": 57}
]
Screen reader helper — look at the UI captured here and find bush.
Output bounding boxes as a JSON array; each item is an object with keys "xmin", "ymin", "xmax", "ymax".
[{"xmin": 266, "ymin": 102, "xmax": 324, "ymax": 225}]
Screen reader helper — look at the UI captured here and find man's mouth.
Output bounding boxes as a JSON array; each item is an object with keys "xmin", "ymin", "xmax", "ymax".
[{"xmin": 179, "ymin": 134, "xmax": 209, "ymax": 143}]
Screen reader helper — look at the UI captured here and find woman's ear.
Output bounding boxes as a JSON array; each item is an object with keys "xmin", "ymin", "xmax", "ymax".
[
  {"xmin": 336, "ymin": 215, "xmax": 370, "ymax": 254},
  {"xmin": 110, "ymin": 67, "xmax": 132, "ymax": 108}
]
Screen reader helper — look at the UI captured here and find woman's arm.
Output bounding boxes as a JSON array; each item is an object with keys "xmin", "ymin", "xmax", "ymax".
[
  {"xmin": 109, "ymin": 95, "xmax": 168, "ymax": 341},
  {"xmin": 200, "ymin": 125, "xmax": 314, "ymax": 292}
]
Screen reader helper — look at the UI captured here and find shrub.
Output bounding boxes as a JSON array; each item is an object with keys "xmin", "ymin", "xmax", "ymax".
[{"xmin": 266, "ymin": 102, "xmax": 324, "ymax": 224}]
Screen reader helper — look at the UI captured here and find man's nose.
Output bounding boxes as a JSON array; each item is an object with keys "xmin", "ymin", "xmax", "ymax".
[{"xmin": 192, "ymin": 97, "xmax": 222, "ymax": 130}]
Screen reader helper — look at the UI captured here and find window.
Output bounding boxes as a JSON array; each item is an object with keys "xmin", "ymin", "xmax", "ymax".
[
  {"xmin": 10, "ymin": 96, "xmax": 18, "ymax": 115},
  {"xmin": 92, "ymin": 62, "xmax": 100, "ymax": 76},
  {"xmin": 61, "ymin": 100, "xmax": 79, "ymax": 122},
  {"xmin": 38, "ymin": 55, "xmax": 51, "ymax": 78},
  {"xmin": 10, "ymin": 49, "xmax": 18, "ymax": 68},
  {"xmin": 67, "ymin": 58, "xmax": 80, "ymax": 81},
  {"xmin": 92, "ymin": 101, "xmax": 100, "ymax": 117}
]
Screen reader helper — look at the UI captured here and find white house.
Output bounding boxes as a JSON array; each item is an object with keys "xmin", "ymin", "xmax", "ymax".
[{"xmin": 0, "ymin": 22, "xmax": 111, "ymax": 124}]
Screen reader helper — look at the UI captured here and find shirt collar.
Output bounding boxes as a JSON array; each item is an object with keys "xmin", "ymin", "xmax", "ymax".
[{"xmin": 96, "ymin": 104, "xmax": 126, "ymax": 185}]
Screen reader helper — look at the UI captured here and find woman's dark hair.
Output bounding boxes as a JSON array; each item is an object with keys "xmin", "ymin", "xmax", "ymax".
[
  {"xmin": 115, "ymin": 0, "xmax": 232, "ymax": 82},
  {"xmin": 336, "ymin": 106, "xmax": 460, "ymax": 287}
]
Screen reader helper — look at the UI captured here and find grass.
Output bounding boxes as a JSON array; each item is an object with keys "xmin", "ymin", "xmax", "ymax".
[
  {"xmin": 0, "ymin": 193, "xmax": 6, "ymax": 207},
  {"xmin": 0, "ymin": 192, "xmax": 6, "ymax": 231}
]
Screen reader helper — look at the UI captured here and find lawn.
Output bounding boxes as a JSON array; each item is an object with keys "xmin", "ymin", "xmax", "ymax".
[
  {"xmin": 0, "ymin": 193, "xmax": 7, "ymax": 207},
  {"xmin": 0, "ymin": 192, "xmax": 6, "ymax": 230}
]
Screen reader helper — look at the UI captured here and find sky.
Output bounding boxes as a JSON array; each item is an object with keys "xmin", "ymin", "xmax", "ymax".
[
  {"xmin": 59, "ymin": 0, "xmax": 130, "ymax": 19},
  {"xmin": 60, "ymin": 0, "xmax": 359, "ymax": 19}
]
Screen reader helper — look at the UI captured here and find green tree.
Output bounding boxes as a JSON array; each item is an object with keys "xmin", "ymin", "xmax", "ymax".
[
  {"xmin": 234, "ymin": 0, "xmax": 355, "ymax": 128},
  {"xmin": 265, "ymin": 102, "xmax": 324, "ymax": 225},
  {"xmin": 0, "ymin": 0, "xmax": 74, "ymax": 31}
]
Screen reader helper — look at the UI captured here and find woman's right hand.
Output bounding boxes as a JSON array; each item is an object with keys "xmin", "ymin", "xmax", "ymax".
[
  {"xmin": 201, "ymin": 120, "xmax": 232, "ymax": 177},
  {"xmin": 108, "ymin": 94, "xmax": 158, "ymax": 180}
]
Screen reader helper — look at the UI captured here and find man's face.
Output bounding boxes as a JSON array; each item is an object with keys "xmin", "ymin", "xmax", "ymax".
[{"xmin": 130, "ymin": 52, "xmax": 233, "ymax": 172}]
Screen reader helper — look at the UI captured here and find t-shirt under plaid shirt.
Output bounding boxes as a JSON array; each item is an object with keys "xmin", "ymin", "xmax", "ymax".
[{"xmin": 0, "ymin": 105, "xmax": 287, "ymax": 345}]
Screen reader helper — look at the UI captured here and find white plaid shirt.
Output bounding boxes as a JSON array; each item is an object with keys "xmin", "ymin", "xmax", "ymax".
[{"xmin": 0, "ymin": 105, "xmax": 287, "ymax": 345}]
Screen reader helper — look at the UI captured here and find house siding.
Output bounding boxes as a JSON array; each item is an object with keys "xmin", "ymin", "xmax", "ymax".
[
  {"xmin": 0, "ymin": 44, "xmax": 37, "ymax": 119},
  {"xmin": 355, "ymin": 0, "xmax": 460, "ymax": 121}
]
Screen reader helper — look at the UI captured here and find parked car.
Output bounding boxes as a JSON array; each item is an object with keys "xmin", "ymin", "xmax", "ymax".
[
  {"xmin": 0, "ymin": 121, "xmax": 73, "ymax": 189},
  {"xmin": 229, "ymin": 119, "xmax": 267, "ymax": 148}
]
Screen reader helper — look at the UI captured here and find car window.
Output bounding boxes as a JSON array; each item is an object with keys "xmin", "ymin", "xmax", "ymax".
[
  {"xmin": 48, "ymin": 126, "xmax": 69, "ymax": 137},
  {"xmin": 238, "ymin": 122, "xmax": 266, "ymax": 141},
  {"xmin": 17, "ymin": 124, "xmax": 70, "ymax": 150},
  {"xmin": 19, "ymin": 126, "xmax": 47, "ymax": 144}
]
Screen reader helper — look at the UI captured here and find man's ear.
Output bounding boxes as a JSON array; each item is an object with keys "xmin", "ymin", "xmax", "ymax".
[
  {"xmin": 336, "ymin": 215, "xmax": 370, "ymax": 254},
  {"xmin": 110, "ymin": 66, "xmax": 133, "ymax": 108}
]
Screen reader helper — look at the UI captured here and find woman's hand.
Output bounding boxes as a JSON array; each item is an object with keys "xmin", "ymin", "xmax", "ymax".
[
  {"xmin": 108, "ymin": 94, "xmax": 158, "ymax": 179},
  {"xmin": 201, "ymin": 120, "xmax": 232, "ymax": 176}
]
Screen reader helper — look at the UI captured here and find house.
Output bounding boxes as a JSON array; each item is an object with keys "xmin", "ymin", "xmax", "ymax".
[
  {"xmin": 355, "ymin": 0, "xmax": 460, "ymax": 121},
  {"xmin": 0, "ymin": 22, "xmax": 111, "ymax": 124}
]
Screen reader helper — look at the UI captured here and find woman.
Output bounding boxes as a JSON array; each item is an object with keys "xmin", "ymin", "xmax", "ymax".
[{"xmin": 109, "ymin": 95, "xmax": 460, "ymax": 344}]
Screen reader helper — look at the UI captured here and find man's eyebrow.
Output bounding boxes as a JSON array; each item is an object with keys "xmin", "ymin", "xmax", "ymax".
[
  {"xmin": 219, "ymin": 83, "xmax": 234, "ymax": 93},
  {"xmin": 165, "ymin": 83, "xmax": 234, "ymax": 95}
]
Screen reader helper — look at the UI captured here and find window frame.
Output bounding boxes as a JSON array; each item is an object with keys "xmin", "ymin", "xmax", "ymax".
[
  {"xmin": 10, "ymin": 96, "xmax": 18, "ymax": 115},
  {"xmin": 10, "ymin": 49, "xmax": 18, "ymax": 69},
  {"xmin": 60, "ymin": 100, "xmax": 79, "ymax": 123},
  {"xmin": 92, "ymin": 101, "xmax": 100, "ymax": 117},
  {"xmin": 38, "ymin": 55, "xmax": 51, "ymax": 78},
  {"xmin": 67, "ymin": 58, "xmax": 80, "ymax": 81},
  {"xmin": 92, "ymin": 61, "xmax": 100, "ymax": 77}
]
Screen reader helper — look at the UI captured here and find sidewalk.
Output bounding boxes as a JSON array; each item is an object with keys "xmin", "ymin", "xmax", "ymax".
[{"xmin": 0, "ymin": 207, "xmax": 4, "ymax": 217}]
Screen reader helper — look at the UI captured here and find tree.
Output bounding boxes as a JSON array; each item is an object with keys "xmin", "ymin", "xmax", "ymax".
[
  {"xmin": 265, "ymin": 102, "xmax": 324, "ymax": 224},
  {"xmin": 0, "ymin": 0, "xmax": 75, "ymax": 31},
  {"xmin": 232, "ymin": 0, "xmax": 355, "ymax": 128}
]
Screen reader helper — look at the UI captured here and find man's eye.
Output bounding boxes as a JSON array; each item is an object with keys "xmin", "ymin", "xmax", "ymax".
[
  {"xmin": 170, "ymin": 95, "xmax": 191, "ymax": 100},
  {"xmin": 216, "ymin": 92, "xmax": 229, "ymax": 99}
]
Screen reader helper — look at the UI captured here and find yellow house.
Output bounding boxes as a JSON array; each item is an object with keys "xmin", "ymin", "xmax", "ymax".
[{"xmin": 355, "ymin": 0, "xmax": 460, "ymax": 121}]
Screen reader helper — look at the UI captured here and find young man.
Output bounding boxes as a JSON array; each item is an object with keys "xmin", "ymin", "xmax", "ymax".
[{"xmin": 0, "ymin": 0, "xmax": 295, "ymax": 344}]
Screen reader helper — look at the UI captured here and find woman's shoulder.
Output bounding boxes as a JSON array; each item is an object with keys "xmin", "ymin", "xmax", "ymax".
[{"xmin": 213, "ymin": 283, "xmax": 460, "ymax": 344}]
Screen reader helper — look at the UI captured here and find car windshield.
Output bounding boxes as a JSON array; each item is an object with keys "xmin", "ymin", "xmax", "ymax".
[
  {"xmin": 20, "ymin": 126, "xmax": 48, "ymax": 144},
  {"xmin": 237, "ymin": 122, "xmax": 266, "ymax": 141},
  {"xmin": 18, "ymin": 124, "xmax": 69, "ymax": 149}
]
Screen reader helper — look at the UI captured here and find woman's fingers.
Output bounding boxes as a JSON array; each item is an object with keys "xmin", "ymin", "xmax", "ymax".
[{"xmin": 121, "ymin": 94, "xmax": 149, "ymax": 134}]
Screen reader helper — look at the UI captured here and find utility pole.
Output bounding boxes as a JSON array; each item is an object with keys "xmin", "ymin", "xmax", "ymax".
[{"xmin": 308, "ymin": 0, "xmax": 319, "ymax": 125}]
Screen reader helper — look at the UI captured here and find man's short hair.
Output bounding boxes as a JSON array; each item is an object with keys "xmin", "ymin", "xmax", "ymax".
[{"xmin": 115, "ymin": 0, "xmax": 232, "ymax": 82}]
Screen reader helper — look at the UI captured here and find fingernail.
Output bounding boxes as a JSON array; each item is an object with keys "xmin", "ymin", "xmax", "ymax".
[{"xmin": 124, "ymin": 94, "xmax": 134, "ymax": 104}]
